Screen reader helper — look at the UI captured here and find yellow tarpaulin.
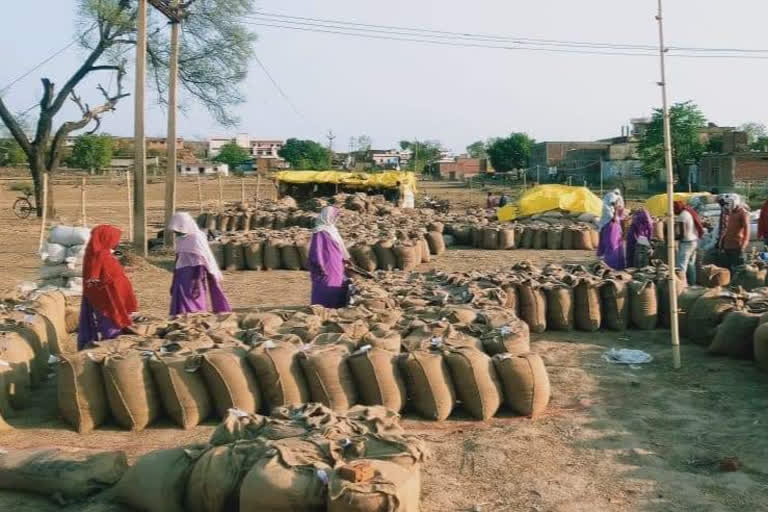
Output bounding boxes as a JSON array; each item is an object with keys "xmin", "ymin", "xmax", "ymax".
[
  {"xmin": 646, "ymin": 192, "xmax": 710, "ymax": 217},
  {"xmin": 497, "ymin": 185, "xmax": 603, "ymax": 222},
  {"xmin": 275, "ymin": 171, "xmax": 417, "ymax": 193}
]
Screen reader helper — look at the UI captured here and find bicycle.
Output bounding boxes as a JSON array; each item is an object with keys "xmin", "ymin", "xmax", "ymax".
[{"xmin": 12, "ymin": 191, "xmax": 35, "ymax": 219}]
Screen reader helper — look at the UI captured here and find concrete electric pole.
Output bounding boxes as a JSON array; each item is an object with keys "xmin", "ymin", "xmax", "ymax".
[
  {"xmin": 133, "ymin": 0, "xmax": 148, "ymax": 256},
  {"xmin": 163, "ymin": 0, "xmax": 183, "ymax": 248}
]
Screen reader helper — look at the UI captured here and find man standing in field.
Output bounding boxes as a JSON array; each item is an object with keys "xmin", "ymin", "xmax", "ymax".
[{"xmin": 721, "ymin": 197, "xmax": 751, "ymax": 270}]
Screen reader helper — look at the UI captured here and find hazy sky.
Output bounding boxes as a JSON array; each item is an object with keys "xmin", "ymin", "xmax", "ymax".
[{"xmin": 2, "ymin": 1, "xmax": 768, "ymax": 153}]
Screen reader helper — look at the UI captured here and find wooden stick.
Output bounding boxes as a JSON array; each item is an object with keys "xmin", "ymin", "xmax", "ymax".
[
  {"xmin": 38, "ymin": 174, "xmax": 48, "ymax": 252},
  {"xmin": 80, "ymin": 177, "xmax": 87, "ymax": 227},
  {"xmin": 218, "ymin": 173, "xmax": 223, "ymax": 209},
  {"xmin": 197, "ymin": 174, "xmax": 203, "ymax": 214},
  {"xmin": 126, "ymin": 171, "xmax": 134, "ymax": 243}
]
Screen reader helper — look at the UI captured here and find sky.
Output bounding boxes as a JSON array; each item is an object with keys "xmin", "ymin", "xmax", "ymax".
[{"xmin": 2, "ymin": 1, "xmax": 768, "ymax": 153}]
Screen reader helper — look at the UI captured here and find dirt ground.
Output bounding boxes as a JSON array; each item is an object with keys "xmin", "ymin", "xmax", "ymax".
[{"xmin": 0, "ymin": 177, "xmax": 767, "ymax": 511}]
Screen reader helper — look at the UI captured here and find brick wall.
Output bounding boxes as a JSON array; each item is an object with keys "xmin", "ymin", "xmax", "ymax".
[{"xmin": 734, "ymin": 154, "xmax": 768, "ymax": 181}]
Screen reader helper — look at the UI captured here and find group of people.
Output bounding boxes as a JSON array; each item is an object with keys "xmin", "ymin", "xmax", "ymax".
[
  {"xmin": 78, "ymin": 206, "xmax": 351, "ymax": 349},
  {"xmin": 597, "ymin": 188, "xmax": 754, "ymax": 285},
  {"xmin": 486, "ymin": 192, "xmax": 511, "ymax": 209}
]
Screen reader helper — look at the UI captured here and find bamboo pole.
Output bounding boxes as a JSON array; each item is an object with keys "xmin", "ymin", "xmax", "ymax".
[
  {"xmin": 256, "ymin": 174, "xmax": 261, "ymax": 200},
  {"xmin": 133, "ymin": 0, "xmax": 148, "ymax": 255},
  {"xmin": 38, "ymin": 174, "xmax": 48, "ymax": 252},
  {"xmin": 197, "ymin": 174, "xmax": 203, "ymax": 214},
  {"xmin": 218, "ymin": 173, "xmax": 223, "ymax": 209},
  {"xmin": 126, "ymin": 171, "xmax": 134, "ymax": 243},
  {"xmin": 80, "ymin": 177, "xmax": 87, "ymax": 227},
  {"xmin": 163, "ymin": 4, "xmax": 180, "ymax": 248}
]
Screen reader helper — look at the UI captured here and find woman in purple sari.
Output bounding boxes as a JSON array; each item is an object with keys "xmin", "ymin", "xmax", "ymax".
[
  {"xmin": 626, "ymin": 208, "xmax": 653, "ymax": 268},
  {"xmin": 309, "ymin": 206, "xmax": 350, "ymax": 308},
  {"xmin": 168, "ymin": 212, "xmax": 232, "ymax": 315},
  {"xmin": 598, "ymin": 209, "xmax": 626, "ymax": 270}
]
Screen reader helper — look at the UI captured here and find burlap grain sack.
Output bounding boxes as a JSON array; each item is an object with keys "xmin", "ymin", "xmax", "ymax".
[
  {"xmin": 149, "ymin": 354, "xmax": 212, "ymax": 429},
  {"xmin": 732, "ymin": 264, "xmax": 767, "ymax": 291},
  {"xmin": 516, "ymin": 280, "xmax": 547, "ymax": 333},
  {"xmin": 2, "ymin": 318, "xmax": 49, "ymax": 385},
  {"xmin": 327, "ymin": 459, "xmax": 421, "ymax": 512},
  {"xmin": 590, "ymin": 229, "xmax": 599, "ymax": 248},
  {"xmin": 399, "ymin": 351, "xmax": 455, "ymax": 421},
  {"xmin": 64, "ymin": 306, "xmax": 79, "ymax": 333},
  {"xmin": 247, "ymin": 341, "xmax": 311, "ymax": 410},
  {"xmin": 628, "ymin": 280, "xmax": 658, "ymax": 330},
  {"xmin": 361, "ymin": 324, "xmax": 402, "ymax": 353},
  {"xmin": 240, "ymin": 438, "xmax": 331, "ymax": 512},
  {"xmin": 342, "ymin": 432, "xmax": 428, "ymax": 468},
  {"xmin": 241, "ymin": 312, "xmax": 284, "ymax": 334},
  {"xmin": 0, "ymin": 447, "xmax": 127, "ymax": 501},
  {"xmin": 393, "ymin": 243, "xmax": 420, "ymax": 271},
  {"xmin": 202, "ymin": 347, "xmax": 262, "ymax": 417},
  {"xmin": 498, "ymin": 228, "xmax": 515, "ymax": 250},
  {"xmin": 281, "ymin": 242, "xmax": 303, "ymax": 271},
  {"xmin": 222, "ymin": 241, "xmax": 240, "ymax": 271},
  {"xmin": 657, "ymin": 272, "xmax": 686, "ymax": 328},
  {"xmin": 698, "ymin": 264, "xmax": 731, "ymax": 288},
  {"xmin": 428, "ymin": 221, "xmax": 444, "ymax": 233},
  {"xmin": 57, "ymin": 352, "xmax": 109, "ymax": 433},
  {"xmin": 0, "ymin": 365, "xmax": 14, "ymax": 418},
  {"xmin": 709, "ymin": 311, "xmax": 760, "ymax": 358},
  {"xmin": 209, "ymin": 242, "xmax": 224, "ymax": 269},
  {"xmin": 426, "ymin": 231, "xmax": 446, "ymax": 255},
  {"xmin": 561, "ymin": 226, "xmax": 575, "ymax": 250},
  {"xmin": 501, "ymin": 284, "xmax": 519, "ymax": 314},
  {"xmin": 348, "ymin": 347, "xmax": 407, "ymax": 413},
  {"xmin": 351, "ymin": 244, "xmax": 379, "ymax": 273},
  {"xmin": 102, "ymin": 352, "xmax": 161, "ymax": 431},
  {"xmin": 482, "ymin": 227, "xmax": 499, "ymax": 250},
  {"xmin": 471, "ymin": 226, "xmax": 483, "ymax": 248},
  {"xmin": 573, "ymin": 229, "xmax": 592, "ymax": 250},
  {"xmin": 546, "ymin": 228, "xmax": 563, "ymax": 250},
  {"xmin": 444, "ymin": 347, "xmax": 502, "ymax": 420},
  {"xmin": 600, "ymin": 279, "xmax": 630, "ymax": 331},
  {"xmin": 480, "ymin": 320, "xmax": 530, "ymax": 356},
  {"xmin": 374, "ymin": 240, "xmax": 397, "ymax": 271},
  {"xmin": 574, "ymin": 279, "xmax": 601, "ymax": 332},
  {"xmin": 544, "ymin": 285, "xmax": 574, "ymax": 331},
  {"xmin": 263, "ymin": 239, "xmax": 282, "ymax": 270},
  {"xmin": 417, "ymin": 237, "xmax": 431, "ymax": 263},
  {"xmin": 754, "ymin": 323, "xmax": 768, "ymax": 371},
  {"xmin": 0, "ymin": 332, "xmax": 35, "ymax": 407},
  {"xmin": 113, "ymin": 445, "xmax": 204, "ymax": 512},
  {"xmin": 677, "ymin": 286, "xmax": 708, "ymax": 337},
  {"xmin": 204, "ymin": 213, "xmax": 217, "ymax": 232},
  {"xmin": 244, "ymin": 242, "xmax": 264, "ymax": 270},
  {"xmin": 300, "ymin": 345, "xmax": 357, "ymax": 412},
  {"xmin": 477, "ymin": 307, "xmax": 517, "ymax": 329},
  {"xmin": 531, "ymin": 228, "xmax": 547, "ymax": 250},
  {"xmin": 686, "ymin": 288, "xmax": 739, "ymax": 344},
  {"xmin": 35, "ymin": 290, "xmax": 72, "ymax": 354},
  {"xmin": 494, "ymin": 353, "xmax": 550, "ymax": 417}
]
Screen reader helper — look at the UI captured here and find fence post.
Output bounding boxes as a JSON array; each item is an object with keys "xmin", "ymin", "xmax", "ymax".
[
  {"xmin": 81, "ymin": 177, "xmax": 87, "ymax": 227},
  {"xmin": 197, "ymin": 174, "xmax": 203, "ymax": 214},
  {"xmin": 218, "ymin": 173, "xmax": 223, "ymax": 209},
  {"xmin": 126, "ymin": 171, "xmax": 134, "ymax": 243},
  {"xmin": 38, "ymin": 174, "xmax": 49, "ymax": 252}
]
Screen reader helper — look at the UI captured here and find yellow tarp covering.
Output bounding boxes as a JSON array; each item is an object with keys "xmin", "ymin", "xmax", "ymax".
[
  {"xmin": 646, "ymin": 192, "xmax": 710, "ymax": 217},
  {"xmin": 497, "ymin": 185, "xmax": 603, "ymax": 222},
  {"xmin": 275, "ymin": 171, "xmax": 417, "ymax": 192}
]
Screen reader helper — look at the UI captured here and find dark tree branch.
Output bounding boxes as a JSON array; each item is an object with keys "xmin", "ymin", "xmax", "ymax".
[
  {"xmin": 0, "ymin": 97, "xmax": 32, "ymax": 156},
  {"xmin": 89, "ymin": 65, "xmax": 123, "ymax": 72}
]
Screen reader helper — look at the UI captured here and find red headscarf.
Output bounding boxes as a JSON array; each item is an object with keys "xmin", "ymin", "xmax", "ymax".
[
  {"xmin": 673, "ymin": 200, "xmax": 704, "ymax": 238},
  {"xmin": 83, "ymin": 225, "xmax": 137, "ymax": 328}
]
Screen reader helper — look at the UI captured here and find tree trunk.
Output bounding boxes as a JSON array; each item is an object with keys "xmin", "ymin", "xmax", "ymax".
[
  {"xmin": 45, "ymin": 172, "xmax": 56, "ymax": 218},
  {"xmin": 29, "ymin": 154, "xmax": 44, "ymax": 217}
]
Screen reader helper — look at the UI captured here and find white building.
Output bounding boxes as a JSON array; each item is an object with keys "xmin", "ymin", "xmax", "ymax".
[
  {"xmin": 177, "ymin": 161, "xmax": 229, "ymax": 177},
  {"xmin": 208, "ymin": 134, "xmax": 284, "ymax": 160}
]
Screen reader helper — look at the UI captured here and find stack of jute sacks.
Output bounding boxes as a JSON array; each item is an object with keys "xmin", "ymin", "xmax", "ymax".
[
  {"xmin": 444, "ymin": 221, "xmax": 600, "ymax": 251},
  {"xmin": 39, "ymin": 225, "xmax": 91, "ymax": 294},
  {"xmin": 0, "ymin": 404, "xmax": 427, "ymax": 512},
  {"xmin": 0, "ymin": 290, "xmax": 78, "ymax": 429},
  {"xmin": 55, "ymin": 301, "xmax": 551, "ymax": 434}
]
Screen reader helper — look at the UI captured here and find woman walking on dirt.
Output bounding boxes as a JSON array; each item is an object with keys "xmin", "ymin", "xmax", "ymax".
[
  {"xmin": 598, "ymin": 190, "xmax": 627, "ymax": 270},
  {"xmin": 168, "ymin": 212, "xmax": 232, "ymax": 315},
  {"xmin": 309, "ymin": 206, "xmax": 350, "ymax": 308},
  {"xmin": 78, "ymin": 225, "xmax": 137, "ymax": 349}
]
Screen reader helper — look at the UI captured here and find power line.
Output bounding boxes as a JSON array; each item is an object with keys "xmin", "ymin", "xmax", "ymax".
[{"xmin": 252, "ymin": 53, "xmax": 316, "ymax": 128}]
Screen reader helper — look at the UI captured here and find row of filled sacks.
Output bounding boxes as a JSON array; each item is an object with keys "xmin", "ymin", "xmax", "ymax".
[
  {"xmin": 57, "ymin": 332, "xmax": 550, "ymax": 433},
  {"xmin": 197, "ymin": 210, "xmax": 318, "ymax": 232},
  {"xmin": 444, "ymin": 223, "xmax": 599, "ymax": 251},
  {"xmin": 0, "ymin": 291, "xmax": 79, "ymax": 426}
]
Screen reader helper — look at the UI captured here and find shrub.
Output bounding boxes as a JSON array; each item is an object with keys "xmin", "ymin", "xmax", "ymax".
[{"xmin": 8, "ymin": 182, "xmax": 33, "ymax": 195}]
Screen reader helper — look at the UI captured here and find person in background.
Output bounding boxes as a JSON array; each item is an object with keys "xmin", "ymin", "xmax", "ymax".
[
  {"xmin": 498, "ymin": 192, "xmax": 510, "ymax": 208},
  {"xmin": 78, "ymin": 225, "xmax": 137, "ymax": 349},
  {"xmin": 393, "ymin": 182, "xmax": 402, "ymax": 206},
  {"xmin": 674, "ymin": 200, "xmax": 704, "ymax": 285},
  {"xmin": 721, "ymin": 196, "xmax": 751, "ymax": 270},
  {"xmin": 599, "ymin": 189, "xmax": 625, "ymax": 230},
  {"xmin": 309, "ymin": 206, "xmax": 350, "ymax": 308},
  {"xmin": 626, "ymin": 208, "xmax": 653, "ymax": 268},
  {"xmin": 757, "ymin": 198, "xmax": 768, "ymax": 248},
  {"xmin": 486, "ymin": 192, "xmax": 496, "ymax": 209},
  {"xmin": 168, "ymin": 212, "xmax": 232, "ymax": 315},
  {"xmin": 598, "ymin": 205, "xmax": 626, "ymax": 270}
]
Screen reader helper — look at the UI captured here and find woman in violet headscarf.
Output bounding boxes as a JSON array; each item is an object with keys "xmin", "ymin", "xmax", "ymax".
[
  {"xmin": 598, "ymin": 206, "xmax": 626, "ymax": 270},
  {"xmin": 626, "ymin": 208, "xmax": 653, "ymax": 268},
  {"xmin": 309, "ymin": 206, "xmax": 350, "ymax": 308},
  {"xmin": 168, "ymin": 212, "xmax": 232, "ymax": 315}
]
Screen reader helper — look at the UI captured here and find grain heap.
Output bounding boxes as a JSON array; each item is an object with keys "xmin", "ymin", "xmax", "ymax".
[{"xmin": 38, "ymin": 225, "xmax": 91, "ymax": 295}]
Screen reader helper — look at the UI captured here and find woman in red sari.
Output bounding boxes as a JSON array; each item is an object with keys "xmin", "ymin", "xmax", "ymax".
[{"xmin": 77, "ymin": 225, "xmax": 137, "ymax": 349}]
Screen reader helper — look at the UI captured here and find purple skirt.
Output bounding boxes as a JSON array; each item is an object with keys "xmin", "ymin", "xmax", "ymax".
[
  {"xmin": 170, "ymin": 265, "xmax": 232, "ymax": 316},
  {"xmin": 78, "ymin": 298, "xmax": 123, "ymax": 350}
]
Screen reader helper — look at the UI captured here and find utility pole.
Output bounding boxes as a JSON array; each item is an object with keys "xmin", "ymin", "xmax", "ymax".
[
  {"xmin": 133, "ymin": 0, "xmax": 148, "ymax": 256},
  {"xmin": 163, "ymin": 0, "xmax": 182, "ymax": 248},
  {"xmin": 657, "ymin": 0, "xmax": 682, "ymax": 370},
  {"xmin": 326, "ymin": 130, "xmax": 336, "ymax": 168}
]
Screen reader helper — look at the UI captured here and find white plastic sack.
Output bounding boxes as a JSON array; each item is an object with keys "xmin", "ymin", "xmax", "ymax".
[
  {"xmin": 443, "ymin": 234, "xmax": 455, "ymax": 247},
  {"xmin": 578, "ymin": 213, "xmax": 599, "ymax": 223},
  {"xmin": 49, "ymin": 226, "xmax": 91, "ymax": 247},
  {"xmin": 66, "ymin": 245, "xmax": 85, "ymax": 258},
  {"xmin": 40, "ymin": 264, "xmax": 69, "ymax": 280},
  {"xmin": 41, "ymin": 243, "xmax": 67, "ymax": 264}
]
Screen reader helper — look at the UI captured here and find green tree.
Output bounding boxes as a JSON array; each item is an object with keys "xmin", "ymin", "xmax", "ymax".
[
  {"xmin": 487, "ymin": 133, "xmax": 534, "ymax": 172},
  {"xmin": 356, "ymin": 135, "xmax": 372, "ymax": 152},
  {"xmin": 740, "ymin": 122, "xmax": 767, "ymax": 145},
  {"xmin": 399, "ymin": 140, "xmax": 442, "ymax": 173},
  {"xmin": 466, "ymin": 140, "xmax": 487, "ymax": 159},
  {"xmin": 278, "ymin": 138, "xmax": 331, "ymax": 170},
  {"xmin": 214, "ymin": 143, "xmax": 250, "ymax": 169},
  {"xmin": 0, "ymin": 0, "xmax": 257, "ymax": 216},
  {"xmin": 0, "ymin": 139, "xmax": 28, "ymax": 166},
  {"xmin": 638, "ymin": 101, "xmax": 706, "ymax": 184},
  {"xmin": 68, "ymin": 134, "xmax": 112, "ymax": 174}
]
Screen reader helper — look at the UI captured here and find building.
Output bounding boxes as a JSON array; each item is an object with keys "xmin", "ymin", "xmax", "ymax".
[
  {"xmin": 146, "ymin": 137, "xmax": 184, "ymax": 152},
  {"xmin": 530, "ymin": 141, "xmax": 611, "ymax": 169},
  {"xmin": 208, "ymin": 134, "xmax": 284, "ymax": 160},
  {"xmin": 437, "ymin": 157, "xmax": 487, "ymax": 180},
  {"xmin": 699, "ymin": 152, "xmax": 768, "ymax": 189},
  {"xmin": 177, "ymin": 161, "xmax": 229, "ymax": 177}
]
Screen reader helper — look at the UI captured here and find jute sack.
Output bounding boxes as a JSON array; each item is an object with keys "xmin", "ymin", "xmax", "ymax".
[
  {"xmin": 519, "ymin": 227, "xmax": 533, "ymax": 249},
  {"xmin": 327, "ymin": 459, "xmax": 421, "ymax": 512},
  {"xmin": 481, "ymin": 320, "xmax": 530, "ymax": 356},
  {"xmin": 374, "ymin": 240, "xmax": 397, "ymax": 271},
  {"xmin": 546, "ymin": 228, "xmax": 562, "ymax": 250},
  {"xmin": 300, "ymin": 345, "xmax": 358, "ymax": 412},
  {"xmin": 263, "ymin": 239, "xmax": 282, "ymax": 270},
  {"xmin": 0, "ymin": 332, "xmax": 35, "ymax": 407},
  {"xmin": 399, "ymin": 351, "xmax": 456, "ymax": 421},
  {"xmin": 590, "ymin": 229, "xmax": 599, "ymax": 249},
  {"xmin": 754, "ymin": 323, "xmax": 768, "ymax": 371},
  {"xmin": 677, "ymin": 286, "xmax": 708, "ymax": 338},
  {"xmin": 247, "ymin": 341, "xmax": 311, "ymax": 410},
  {"xmin": 493, "ymin": 353, "xmax": 550, "ymax": 417},
  {"xmin": 57, "ymin": 352, "xmax": 109, "ymax": 433},
  {"xmin": 417, "ymin": 237, "xmax": 431, "ymax": 263},
  {"xmin": 428, "ymin": 221, "xmax": 444, "ymax": 233},
  {"xmin": 628, "ymin": 280, "xmax": 658, "ymax": 330},
  {"xmin": 149, "ymin": 354, "xmax": 212, "ymax": 429},
  {"xmin": 516, "ymin": 280, "xmax": 547, "ymax": 333},
  {"xmin": 732, "ymin": 264, "xmax": 767, "ymax": 291},
  {"xmin": 426, "ymin": 231, "xmax": 446, "ymax": 255},
  {"xmin": 0, "ymin": 364, "xmax": 14, "ymax": 418},
  {"xmin": 241, "ymin": 312, "xmax": 284, "ymax": 334},
  {"xmin": 281, "ymin": 242, "xmax": 303, "ymax": 271},
  {"xmin": 698, "ymin": 264, "xmax": 730, "ymax": 288},
  {"xmin": 113, "ymin": 445, "xmax": 204, "ymax": 512},
  {"xmin": 532, "ymin": 228, "xmax": 547, "ymax": 250},
  {"xmin": 573, "ymin": 229, "xmax": 592, "ymax": 250},
  {"xmin": 0, "ymin": 321, "xmax": 47, "ymax": 387},
  {"xmin": 35, "ymin": 291, "xmax": 73, "ymax": 354},
  {"xmin": 7, "ymin": 311, "xmax": 52, "ymax": 374},
  {"xmin": 102, "ymin": 352, "xmax": 161, "ymax": 431},
  {"xmin": 709, "ymin": 311, "xmax": 760, "ymax": 358},
  {"xmin": 209, "ymin": 242, "xmax": 224, "ymax": 269},
  {"xmin": 205, "ymin": 213, "xmax": 217, "ymax": 231},
  {"xmin": 296, "ymin": 238, "xmax": 312, "ymax": 270},
  {"xmin": 351, "ymin": 243, "xmax": 379, "ymax": 273},
  {"xmin": 686, "ymin": 288, "xmax": 739, "ymax": 344},
  {"xmin": 442, "ymin": 307, "xmax": 477, "ymax": 326},
  {"xmin": 657, "ymin": 271, "xmax": 686, "ymax": 328},
  {"xmin": 244, "ymin": 242, "xmax": 264, "ymax": 270},
  {"xmin": 501, "ymin": 284, "xmax": 519, "ymax": 314},
  {"xmin": 544, "ymin": 284, "xmax": 574, "ymax": 331},
  {"xmin": 201, "ymin": 347, "xmax": 262, "ymax": 417},
  {"xmin": 362, "ymin": 324, "xmax": 402, "ymax": 353},
  {"xmin": 444, "ymin": 347, "xmax": 503, "ymax": 420},
  {"xmin": 482, "ymin": 227, "xmax": 499, "ymax": 250},
  {"xmin": 222, "ymin": 241, "xmax": 238, "ymax": 271},
  {"xmin": 65, "ymin": 306, "xmax": 79, "ymax": 333},
  {"xmin": 348, "ymin": 347, "xmax": 407, "ymax": 413},
  {"xmin": 574, "ymin": 279, "xmax": 602, "ymax": 332},
  {"xmin": 393, "ymin": 243, "xmax": 420, "ymax": 271},
  {"xmin": 240, "ymin": 438, "xmax": 331, "ymax": 512},
  {"xmin": 600, "ymin": 279, "xmax": 630, "ymax": 331},
  {"xmin": 561, "ymin": 226, "xmax": 575, "ymax": 250},
  {"xmin": 499, "ymin": 228, "xmax": 515, "ymax": 250},
  {"xmin": 0, "ymin": 447, "xmax": 127, "ymax": 501}
]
